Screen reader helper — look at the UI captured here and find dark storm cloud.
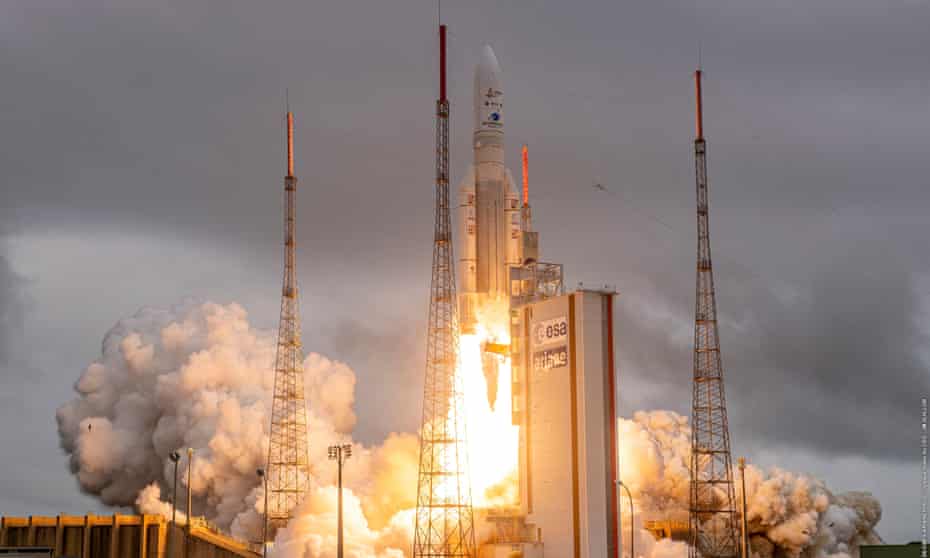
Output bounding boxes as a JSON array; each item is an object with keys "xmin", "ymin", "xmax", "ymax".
[
  {"xmin": 613, "ymin": 229, "xmax": 928, "ymax": 461},
  {"xmin": 3, "ymin": 0, "xmax": 925, "ymax": 451},
  {"xmin": 735, "ymin": 244, "xmax": 928, "ymax": 460},
  {"xmin": 0, "ymin": 0, "xmax": 928, "ymax": 542},
  {"xmin": 0, "ymin": 1, "xmax": 442, "ymax": 266}
]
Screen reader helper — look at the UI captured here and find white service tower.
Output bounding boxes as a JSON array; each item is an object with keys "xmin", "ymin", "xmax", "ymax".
[{"xmin": 458, "ymin": 45, "xmax": 523, "ymax": 332}]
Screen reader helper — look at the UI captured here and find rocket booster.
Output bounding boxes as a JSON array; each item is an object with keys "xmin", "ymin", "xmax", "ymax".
[{"xmin": 458, "ymin": 46, "xmax": 522, "ymax": 331}]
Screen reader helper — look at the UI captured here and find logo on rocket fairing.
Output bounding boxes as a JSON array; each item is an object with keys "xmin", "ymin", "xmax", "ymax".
[{"xmin": 482, "ymin": 87, "xmax": 503, "ymax": 127}]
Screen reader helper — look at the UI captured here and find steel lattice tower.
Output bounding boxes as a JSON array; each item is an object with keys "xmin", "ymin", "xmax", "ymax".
[
  {"xmin": 267, "ymin": 111, "xmax": 311, "ymax": 535},
  {"xmin": 689, "ymin": 70, "xmax": 739, "ymax": 558},
  {"xmin": 413, "ymin": 24, "xmax": 477, "ymax": 558}
]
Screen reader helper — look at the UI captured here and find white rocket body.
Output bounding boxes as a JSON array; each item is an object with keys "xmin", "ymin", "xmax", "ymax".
[{"xmin": 458, "ymin": 46, "xmax": 522, "ymax": 331}]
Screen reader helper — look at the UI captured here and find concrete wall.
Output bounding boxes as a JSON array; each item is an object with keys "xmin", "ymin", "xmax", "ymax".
[{"xmin": 0, "ymin": 514, "xmax": 258, "ymax": 558}]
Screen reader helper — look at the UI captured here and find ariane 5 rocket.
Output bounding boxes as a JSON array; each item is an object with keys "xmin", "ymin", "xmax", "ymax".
[{"xmin": 458, "ymin": 45, "xmax": 528, "ymax": 333}]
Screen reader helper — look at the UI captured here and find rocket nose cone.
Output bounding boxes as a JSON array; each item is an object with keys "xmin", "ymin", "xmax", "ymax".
[
  {"xmin": 474, "ymin": 44, "xmax": 504, "ymax": 131},
  {"xmin": 476, "ymin": 45, "xmax": 502, "ymax": 88}
]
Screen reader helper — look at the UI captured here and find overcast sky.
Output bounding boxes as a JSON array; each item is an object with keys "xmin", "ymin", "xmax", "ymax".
[{"xmin": 0, "ymin": 0, "xmax": 927, "ymax": 544}]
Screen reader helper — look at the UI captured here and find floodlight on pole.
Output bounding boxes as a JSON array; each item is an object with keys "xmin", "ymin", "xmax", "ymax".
[
  {"xmin": 185, "ymin": 448, "xmax": 194, "ymax": 558},
  {"xmin": 169, "ymin": 451, "xmax": 181, "ymax": 526}
]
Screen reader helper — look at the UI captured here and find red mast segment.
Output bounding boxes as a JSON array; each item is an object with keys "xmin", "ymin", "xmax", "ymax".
[{"xmin": 439, "ymin": 25, "xmax": 448, "ymax": 102}]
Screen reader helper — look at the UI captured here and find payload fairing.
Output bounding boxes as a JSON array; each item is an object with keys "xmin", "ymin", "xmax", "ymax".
[{"xmin": 458, "ymin": 46, "xmax": 525, "ymax": 332}]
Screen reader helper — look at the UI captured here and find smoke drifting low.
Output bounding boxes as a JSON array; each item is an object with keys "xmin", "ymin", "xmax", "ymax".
[
  {"xmin": 56, "ymin": 301, "xmax": 882, "ymax": 558},
  {"xmin": 619, "ymin": 411, "xmax": 883, "ymax": 558},
  {"xmin": 56, "ymin": 301, "xmax": 417, "ymax": 556}
]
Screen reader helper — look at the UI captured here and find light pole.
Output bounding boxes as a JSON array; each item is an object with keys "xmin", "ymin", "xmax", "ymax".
[
  {"xmin": 257, "ymin": 468, "xmax": 268, "ymax": 558},
  {"xmin": 617, "ymin": 480, "xmax": 634, "ymax": 558},
  {"xmin": 328, "ymin": 444, "xmax": 352, "ymax": 558},
  {"xmin": 185, "ymin": 447, "xmax": 194, "ymax": 558},
  {"xmin": 738, "ymin": 457, "xmax": 750, "ymax": 558},
  {"xmin": 169, "ymin": 451, "xmax": 181, "ymax": 526}
]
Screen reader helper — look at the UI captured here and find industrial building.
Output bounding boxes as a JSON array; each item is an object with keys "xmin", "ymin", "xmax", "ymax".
[{"xmin": 0, "ymin": 514, "xmax": 259, "ymax": 558}]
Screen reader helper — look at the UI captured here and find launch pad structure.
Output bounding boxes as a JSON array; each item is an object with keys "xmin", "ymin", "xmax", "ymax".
[
  {"xmin": 254, "ymin": 26, "xmax": 739, "ymax": 558},
  {"xmin": 414, "ymin": 19, "xmax": 749, "ymax": 558},
  {"xmin": 435, "ymin": 26, "xmax": 621, "ymax": 558}
]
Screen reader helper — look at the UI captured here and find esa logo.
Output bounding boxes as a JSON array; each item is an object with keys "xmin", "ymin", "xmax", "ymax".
[
  {"xmin": 490, "ymin": 112, "xmax": 500, "ymax": 121},
  {"xmin": 533, "ymin": 316, "xmax": 568, "ymax": 346}
]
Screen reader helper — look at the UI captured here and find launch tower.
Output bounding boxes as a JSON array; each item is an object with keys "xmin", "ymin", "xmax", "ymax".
[
  {"xmin": 413, "ymin": 24, "xmax": 477, "ymax": 558},
  {"xmin": 266, "ymin": 111, "xmax": 311, "ymax": 534},
  {"xmin": 688, "ymin": 70, "xmax": 740, "ymax": 558}
]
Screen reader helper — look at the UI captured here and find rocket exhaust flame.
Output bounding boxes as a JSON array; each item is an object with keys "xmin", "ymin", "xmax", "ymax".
[
  {"xmin": 456, "ymin": 314, "xmax": 519, "ymax": 509},
  {"xmin": 481, "ymin": 350, "xmax": 500, "ymax": 411}
]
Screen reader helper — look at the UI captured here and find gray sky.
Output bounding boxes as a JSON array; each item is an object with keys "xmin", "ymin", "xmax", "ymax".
[{"xmin": 0, "ymin": 0, "xmax": 927, "ymax": 544}]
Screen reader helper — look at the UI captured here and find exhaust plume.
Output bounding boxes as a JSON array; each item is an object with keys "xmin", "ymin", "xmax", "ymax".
[
  {"xmin": 56, "ymin": 301, "xmax": 883, "ymax": 558},
  {"xmin": 56, "ymin": 301, "xmax": 416, "ymax": 556},
  {"xmin": 618, "ymin": 411, "xmax": 883, "ymax": 558}
]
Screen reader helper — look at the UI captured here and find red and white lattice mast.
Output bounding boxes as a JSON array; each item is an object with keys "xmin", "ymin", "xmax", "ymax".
[
  {"xmin": 688, "ymin": 69, "xmax": 740, "ymax": 558},
  {"xmin": 413, "ymin": 23, "xmax": 478, "ymax": 558},
  {"xmin": 266, "ymin": 110, "xmax": 311, "ymax": 536}
]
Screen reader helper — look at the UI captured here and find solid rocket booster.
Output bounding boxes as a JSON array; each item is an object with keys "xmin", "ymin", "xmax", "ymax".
[{"xmin": 458, "ymin": 45, "xmax": 522, "ymax": 331}]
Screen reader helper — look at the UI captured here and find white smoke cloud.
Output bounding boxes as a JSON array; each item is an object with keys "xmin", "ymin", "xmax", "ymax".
[
  {"xmin": 618, "ymin": 411, "xmax": 883, "ymax": 558},
  {"xmin": 56, "ymin": 301, "xmax": 417, "ymax": 556},
  {"xmin": 136, "ymin": 483, "xmax": 186, "ymax": 524},
  {"xmin": 56, "ymin": 301, "xmax": 883, "ymax": 558},
  {"xmin": 270, "ymin": 484, "xmax": 413, "ymax": 558}
]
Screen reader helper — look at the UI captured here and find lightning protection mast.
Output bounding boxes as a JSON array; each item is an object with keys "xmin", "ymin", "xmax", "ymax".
[
  {"xmin": 266, "ymin": 110, "xmax": 311, "ymax": 537},
  {"xmin": 688, "ymin": 69, "xmax": 740, "ymax": 558},
  {"xmin": 413, "ymin": 23, "xmax": 477, "ymax": 558}
]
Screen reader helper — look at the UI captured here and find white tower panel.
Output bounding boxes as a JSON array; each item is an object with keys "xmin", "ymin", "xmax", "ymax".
[{"xmin": 512, "ymin": 290, "xmax": 619, "ymax": 558}]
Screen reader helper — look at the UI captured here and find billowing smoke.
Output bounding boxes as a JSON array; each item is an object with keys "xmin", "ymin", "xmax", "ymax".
[
  {"xmin": 618, "ymin": 411, "xmax": 883, "ymax": 558},
  {"xmin": 270, "ymin": 487, "xmax": 414, "ymax": 558},
  {"xmin": 56, "ymin": 301, "xmax": 417, "ymax": 557},
  {"xmin": 56, "ymin": 301, "xmax": 882, "ymax": 558}
]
